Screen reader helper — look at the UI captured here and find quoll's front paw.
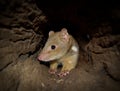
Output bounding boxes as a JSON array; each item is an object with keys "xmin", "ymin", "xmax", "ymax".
[
  {"xmin": 58, "ymin": 70, "xmax": 70, "ymax": 77},
  {"xmin": 49, "ymin": 69, "xmax": 57, "ymax": 75}
]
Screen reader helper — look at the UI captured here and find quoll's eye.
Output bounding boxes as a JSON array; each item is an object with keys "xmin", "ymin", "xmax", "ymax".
[{"xmin": 51, "ymin": 45, "xmax": 56, "ymax": 50}]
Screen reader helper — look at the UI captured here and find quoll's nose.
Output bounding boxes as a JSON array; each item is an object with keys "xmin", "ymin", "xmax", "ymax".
[
  {"xmin": 37, "ymin": 53, "xmax": 49, "ymax": 61},
  {"xmin": 37, "ymin": 55, "xmax": 42, "ymax": 61},
  {"xmin": 37, "ymin": 53, "xmax": 46, "ymax": 61}
]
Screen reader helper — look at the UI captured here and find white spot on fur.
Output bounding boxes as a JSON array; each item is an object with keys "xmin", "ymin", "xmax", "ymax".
[{"xmin": 71, "ymin": 46, "xmax": 78, "ymax": 52}]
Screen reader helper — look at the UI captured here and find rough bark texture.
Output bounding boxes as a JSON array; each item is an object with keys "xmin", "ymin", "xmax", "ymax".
[{"xmin": 0, "ymin": 0, "xmax": 120, "ymax": 91}]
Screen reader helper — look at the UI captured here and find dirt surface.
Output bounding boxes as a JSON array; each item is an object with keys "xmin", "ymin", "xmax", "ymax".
[{"xmin": 0, "ymin": 0, "xmax": 120, "ymax": 91}]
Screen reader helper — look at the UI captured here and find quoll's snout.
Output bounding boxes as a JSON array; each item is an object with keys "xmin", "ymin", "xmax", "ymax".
[
  {"xmin": 37, "ymin": 55, "xmax": 42, "ymax": 61},
  {"xmin": 37, "ymin": 53, "xmax": 49, "ymax": 61},
  {"xmin": 37, "ymin": 54, "xmax": 45, "ymax": 61}
]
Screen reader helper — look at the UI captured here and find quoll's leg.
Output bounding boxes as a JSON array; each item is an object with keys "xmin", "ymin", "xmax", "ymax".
[
  {"xmin": 58, "ymin": 55, "xmax": 78, "ymax": 77},
  {"xmin": 49, "ymin": 61, "xmax": 58, "ymax": 74}
]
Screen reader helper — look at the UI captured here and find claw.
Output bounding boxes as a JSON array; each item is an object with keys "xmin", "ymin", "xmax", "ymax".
[
  {"xmin": 49, "ymin": 69, "xmax": 57, "ymax": 75},
  {"xmin": 58, "ymin": 70, "xmax": 70, "ymax": 77}
]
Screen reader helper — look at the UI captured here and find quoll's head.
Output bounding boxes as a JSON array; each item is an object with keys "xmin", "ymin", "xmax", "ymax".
[{"xmin": 38, "ymin": 28, "xmax": 71, "ymax": 61}]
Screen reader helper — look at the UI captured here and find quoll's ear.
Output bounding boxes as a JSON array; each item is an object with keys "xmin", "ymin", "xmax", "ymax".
[
  {"xmin": 49, "ymin": 31, "xmax": 54, "ymax": 36},
  {"xmin": 60, "ymin": 28, "xmax": 70, "ymax": 42}
]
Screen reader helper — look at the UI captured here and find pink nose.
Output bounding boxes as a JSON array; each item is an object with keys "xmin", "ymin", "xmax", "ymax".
[
  {"xmin": 37, "ymin": 55, "xmax": 42, "ymax": 61},
  {"xmin": 38, "ymin": 53, "xmax": 47, "ymax": 61},
  {"xmin": 37, "ymin": 53, "xmax": 49, "ymax": 61}
]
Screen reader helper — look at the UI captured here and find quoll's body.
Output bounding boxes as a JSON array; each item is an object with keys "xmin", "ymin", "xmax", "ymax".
[{"xmin": 38, "ymin": 28, "xmax": 79, "ymax": 77}]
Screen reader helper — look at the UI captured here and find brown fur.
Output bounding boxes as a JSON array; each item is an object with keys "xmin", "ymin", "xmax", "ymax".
[{"xmin": 38, "ymin": 28, "xmax": 79, "ymax": 77}]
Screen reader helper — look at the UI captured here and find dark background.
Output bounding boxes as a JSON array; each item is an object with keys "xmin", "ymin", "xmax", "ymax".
[{"xmin": 35, "ymin": 0, "xmax": 120, "ymax": 35}]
